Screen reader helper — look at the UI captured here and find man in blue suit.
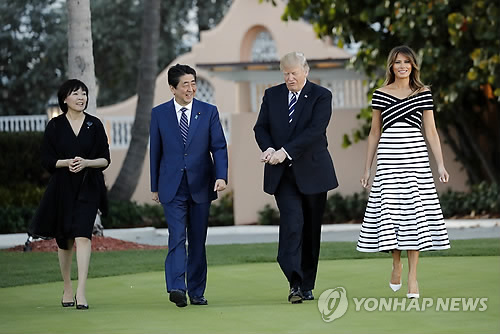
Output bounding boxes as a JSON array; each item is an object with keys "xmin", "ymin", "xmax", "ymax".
[
  {"xmin": 150, "ymin": 64, "xmax": 228, "ymax": 307},
  {"xmin": 254, "ymin": 52, "xmax": 338, "ymax": 304}
]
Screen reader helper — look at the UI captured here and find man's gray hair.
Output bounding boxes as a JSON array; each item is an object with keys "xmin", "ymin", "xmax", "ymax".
[{"xmin": 280, "ymin": 52, "xmax": 310, "ymax": 72}]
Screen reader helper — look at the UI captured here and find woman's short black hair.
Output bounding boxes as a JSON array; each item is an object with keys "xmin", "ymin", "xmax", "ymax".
[
  {"xmin": 57, "ymin": 79, "xmax": 89, "ymax": 113},
  {"xmin": 168, "ymin": 64, "xmax": 197, "ymax": 88}
]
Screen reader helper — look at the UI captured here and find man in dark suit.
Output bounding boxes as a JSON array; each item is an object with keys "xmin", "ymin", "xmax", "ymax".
[
  {"xmin": 150, "ymin": 64, "xmax": 228, "ymax": 307},
  {"xmin": 254, "ymin": 52, "xmax": 338, "ymax": 304}
]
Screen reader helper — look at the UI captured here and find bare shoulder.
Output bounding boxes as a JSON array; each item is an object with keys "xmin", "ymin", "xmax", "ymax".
[{"xmin": 375, "ymin": 85, "xmax": 391, "ymax": 94}]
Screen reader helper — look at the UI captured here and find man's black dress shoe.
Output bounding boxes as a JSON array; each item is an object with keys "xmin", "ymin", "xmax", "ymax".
[
  {"xmin": 288, "ymin": 287, "xmax": 303, "ymax": 304},
  {"xmin": 302, "ymin": 290, "xmax": 314, "ymax": 300},
  {"xmin": 190, "ymin": 296, "xmax": 208, "ymax": 305},
  {"xmin": 169, "ymin": 290, "xmax": 188, "ymax": 307}
]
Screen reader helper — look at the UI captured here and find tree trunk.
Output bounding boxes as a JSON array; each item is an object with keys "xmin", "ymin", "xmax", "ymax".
[
  {"xmin": 441, "ymin": 125, "xmax": 480, "ymax": 184},
  {"xmin": 66, "ymin": 0, "xmax": 102, "ymax": 235},
  {"xmin": 108, "ymin": 0, "xmax": 161, "ymax": 201},
  {"xmin": 456, "ymin": 113, "xmax": 499, "ymax": 184},
  {"xmin": 67, "ymin": 0, "xmax": 97, "ymax": 115}
]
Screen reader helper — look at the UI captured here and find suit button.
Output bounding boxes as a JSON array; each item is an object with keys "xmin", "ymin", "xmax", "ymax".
[
  {"xmin": 180, "ymin": 168, "xmax": 184, "ymax": 172},
  {"xmin": 184, "ymin": 153, "xmax": 188, "ymax": 156}
]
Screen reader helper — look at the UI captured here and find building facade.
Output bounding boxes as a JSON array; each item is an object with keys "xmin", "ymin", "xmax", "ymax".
[{"xmin": 4, "ymin": 0, "xmax": 465, "ymax": 225}]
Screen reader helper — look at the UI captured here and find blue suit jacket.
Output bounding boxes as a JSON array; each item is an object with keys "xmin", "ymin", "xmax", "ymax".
[
  {"xmin": 254, "ymin": 81, "xmax": 338, "ymax": 195},
  {"xmin": 150, "ymin": 98, "xmax": 228, "ymax": 204}
]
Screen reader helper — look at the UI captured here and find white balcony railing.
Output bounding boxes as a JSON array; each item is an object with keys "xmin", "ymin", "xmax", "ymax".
[
  {"xmin": 0, "ymin": 115, "xmax": 48, "ymax": 132},
  {"xmin": 1, "ymin": 112, "xmax": 231, "ymax": 149},
  {"xmin": 101, "ymin": 116, "xmax": 134, "ymax": 149}
]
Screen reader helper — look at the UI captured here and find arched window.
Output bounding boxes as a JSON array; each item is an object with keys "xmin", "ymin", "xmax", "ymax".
[
  {"xmin": 196, "ymin": 78, "xmax": 215, "ymax": 104},
  {"xmin": 250, "ymin": 31, "xmax": 278, "ymax": 62}
]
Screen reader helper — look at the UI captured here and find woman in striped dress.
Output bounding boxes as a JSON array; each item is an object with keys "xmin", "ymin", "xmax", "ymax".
[{"xmin": 357, "ymin": 46, "xmax": 450, "ymax": 299}]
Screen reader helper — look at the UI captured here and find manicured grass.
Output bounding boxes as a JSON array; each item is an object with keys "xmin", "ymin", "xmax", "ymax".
[
  {"xmin": 1, "ymin": 238, "xmax": 499, "ymax": 288},
  {"xmin": 0, "ymin": 256, "xmax": 498, "ymax": 334}
]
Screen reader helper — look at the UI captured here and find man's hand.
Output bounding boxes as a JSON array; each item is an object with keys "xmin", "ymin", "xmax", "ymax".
[
  {"xmin": 151, "ymin": 192, "xmax": 160, "ymax": 204},
  {"xmin": 260, "ymin": 148, "xmax": 275, "ymax": 163},
  {"xmin": 268, "ymin": 149, "xmax": 287, "ymax": 165},
  {"xmin": 214, "ymin": 179, "xmax": 227, "ymax": 192}
]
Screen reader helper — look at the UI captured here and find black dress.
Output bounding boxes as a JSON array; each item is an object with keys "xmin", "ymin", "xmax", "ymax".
[{"xmin": 29, "ymin": 112, "xmax": 110, "ymax": 249}]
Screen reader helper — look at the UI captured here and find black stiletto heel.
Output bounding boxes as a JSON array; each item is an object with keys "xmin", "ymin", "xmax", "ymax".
[
  {"xmin": 61, "ymin": 292, "xmax": 75, "ymax": 307},
  {"xmin": 75, "ymin": 295, "xmax": 89, "ymax": 310}
]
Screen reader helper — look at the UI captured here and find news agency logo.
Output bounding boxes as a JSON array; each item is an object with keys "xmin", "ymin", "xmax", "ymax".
[
  {"xmin": 317, "ymin": 287, "xmax": 349, "ymax": 322},
  {"xmin": 318, "ymin": 286, "xmax": 489, "ymax": 322}
]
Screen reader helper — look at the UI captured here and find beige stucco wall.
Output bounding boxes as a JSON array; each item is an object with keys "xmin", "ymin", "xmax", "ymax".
[
  {"xmin": 97, "ymin": 0, "xmax": 469, "ymax": 224},
  {"xmin": 230, "ymin": 110, "xmax": 468, "ymax": 225},
  {"xmin": 97, "ymin": 0, "xmax": 350, "ymax": 204}
]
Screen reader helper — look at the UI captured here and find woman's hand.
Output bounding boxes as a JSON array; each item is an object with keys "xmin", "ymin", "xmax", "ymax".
[
  {"xmin": 438, "ymin": 165, "xmax": 449, "ymax": 183},
  {"xmin": 69, "ymin": 156, "xmax": 88, "ymax": 173},
  {"xmin": 360, "ymin": 170, "xmax": 371, "ymax": 189}
]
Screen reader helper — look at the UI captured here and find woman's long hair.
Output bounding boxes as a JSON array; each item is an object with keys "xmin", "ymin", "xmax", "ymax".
[{"xmin": 383, "ymin": 46, "xmax": 427, "ymax": 93}]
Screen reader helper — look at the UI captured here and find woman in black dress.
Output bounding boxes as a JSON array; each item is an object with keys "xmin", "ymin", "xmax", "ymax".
[{"xmin": 29, "ymin": 79, "xmax": 110, "ymax": 309}]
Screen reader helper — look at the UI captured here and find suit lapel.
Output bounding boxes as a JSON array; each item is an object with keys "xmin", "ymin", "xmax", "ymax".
[
  {"xmin": 288, "ymin": 80, "xmax": 312, "ymax": 135},
  {"xmin": 185, "ymin": 99, "xmax": 201, "ymax": 149}
]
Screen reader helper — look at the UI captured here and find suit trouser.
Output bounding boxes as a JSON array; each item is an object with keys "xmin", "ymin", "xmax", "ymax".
[
  {"xmin": 162, "ymin": 172, "xmax": 211, "ymax": 298},
  {"xmin": 274, "ymin": 166, "xmax": 327, "ymax": 290}
]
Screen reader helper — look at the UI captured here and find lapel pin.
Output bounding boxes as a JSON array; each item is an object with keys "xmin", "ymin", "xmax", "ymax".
[
  {"xmin": 304, "ymin": 95, "xmax": 308, "ymax": 98},
  {"xmin": 195, "ymin": 112, "xmax": 200, "ymax": 120}
]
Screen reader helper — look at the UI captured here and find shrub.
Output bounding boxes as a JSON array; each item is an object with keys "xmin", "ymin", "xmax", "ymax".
[
  {"xmin": 257, "ymin": 204, "xmax": 280, "ymax": 225},
  {"xmin": 0, "ymin": 132, "xmax": 49, "ymax": 187},
  {"xmin": 257, "ymin": 192, "xmax": 369, "ymax": 226},
  {"xmin": 209, "ymin": 192, "xmax": 234, "ymax": 226},
  {"xmin": 0, "ymin": 206, "xmax": 37, "ymax": 234},
  {"xmin": 0, "ymin": 183, "xmax": 45, "ymax": 207},
  {"xmin": 323, "ymin": 191, "xmax": 369, "ymax": 224},
  {"xmin": 101, "ymin": 193, "xmax": 235, "ymax": 229},
  {"xmin": 440, "ymin": 182, "xmax": 500, "ymax": 218},
  {"xmin": 138, "ymin": 203, "xmax": 166, "ymax": 228}
]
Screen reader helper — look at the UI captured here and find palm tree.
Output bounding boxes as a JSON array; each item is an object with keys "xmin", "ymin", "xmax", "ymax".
[
  {"xmin": 108, "ymin": 0, "xmax": 161, "ymax": 201},
  {"xmin": 66, "ymin": 0, "xmax": 104, "ymax": 234},
  {"xmin": 67, "ymin": 0, "xmax": 97, "ymax": 114}
]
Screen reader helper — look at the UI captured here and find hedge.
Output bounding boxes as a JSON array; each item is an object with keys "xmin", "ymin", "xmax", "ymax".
[
  {"xmin": 0, "ymin": 132, "xmax": 48, "ymax": 187},
  {"xmin": 257, "ymin": 182, "xmax": 500, "ymax": 225},
  {"xmin": 1, "ymin": 183, "xmax": 498, "ymax": 234}
]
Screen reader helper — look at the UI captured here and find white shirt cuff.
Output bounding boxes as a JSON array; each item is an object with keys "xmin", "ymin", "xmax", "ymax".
[{"xmin": 281, "ymin": 147, "xmax": 292, "ymax": 160}]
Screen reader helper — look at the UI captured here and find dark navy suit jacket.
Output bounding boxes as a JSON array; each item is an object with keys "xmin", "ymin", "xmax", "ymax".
[
  {"xmin": 150, "ymin": 98, "xmax": 228, "ymax": 204},
  {"xmin": 254, "ymin": 80, "xmax": 338, "ymax": 195}
]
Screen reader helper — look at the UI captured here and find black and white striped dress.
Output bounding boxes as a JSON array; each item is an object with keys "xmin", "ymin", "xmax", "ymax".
[{"xmin": 356, "ymin": 89, "xmax": 450, "ymax": 252}]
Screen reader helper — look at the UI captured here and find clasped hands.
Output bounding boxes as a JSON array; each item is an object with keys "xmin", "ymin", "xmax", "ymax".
[
  {"xmin": 260, "ymin": 148, "xmax": 287, "ymax": 165},
  {"xmin": 67, "ymin": 156, "xmax": 88, "ymax": 173}
]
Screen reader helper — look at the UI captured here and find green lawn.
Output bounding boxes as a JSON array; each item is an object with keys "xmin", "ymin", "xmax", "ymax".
[
  {"xmin": 1, "ymin": 238, "xmax": 499, "ymax": 288},
  {"xmin": 0, "ymin": 256, "xmax": 498, "ymax": 334}
]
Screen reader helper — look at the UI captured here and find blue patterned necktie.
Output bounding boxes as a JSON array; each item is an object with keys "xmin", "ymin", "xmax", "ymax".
[
  {"xmin": 288, "ymin": 92, "xmax": 297, "ymax": 124},
  {"xmin": 179, "ymin": 107, "xmax": 189, "ymax": 145}
]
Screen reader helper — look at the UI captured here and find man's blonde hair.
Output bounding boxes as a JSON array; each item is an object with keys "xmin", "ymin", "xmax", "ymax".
[{"xmin": 280, "ymin": 52, "xmax": 310, "ymax": 72}]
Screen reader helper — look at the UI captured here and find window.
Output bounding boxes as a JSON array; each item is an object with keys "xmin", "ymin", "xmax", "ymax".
[{"xmin": 251, "ymin": 31, "xmax": 278, "ymax": 62}]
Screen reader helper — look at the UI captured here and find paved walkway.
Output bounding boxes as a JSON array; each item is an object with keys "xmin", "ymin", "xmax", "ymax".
[{"xmin": 0, "ymin": 219, "xmax": 499, "ymax": 249}]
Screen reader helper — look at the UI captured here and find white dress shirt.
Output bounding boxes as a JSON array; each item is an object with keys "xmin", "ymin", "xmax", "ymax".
[
  {"xmin": 173, "ymin": 99, "xmax": 193, "ymax": 126},
  {"xmin": 288, "ymin": 89, "xmax": 302, "ymax": 104}
]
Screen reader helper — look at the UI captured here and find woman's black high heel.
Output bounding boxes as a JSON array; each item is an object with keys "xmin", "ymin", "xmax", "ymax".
[
  {"xmin": 75, "ymin": 295, "xmax": 89, "ymax": 310},
  {"xmin": 61, "ymin": 292, "xmax": 75, "ymax": 307}
]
